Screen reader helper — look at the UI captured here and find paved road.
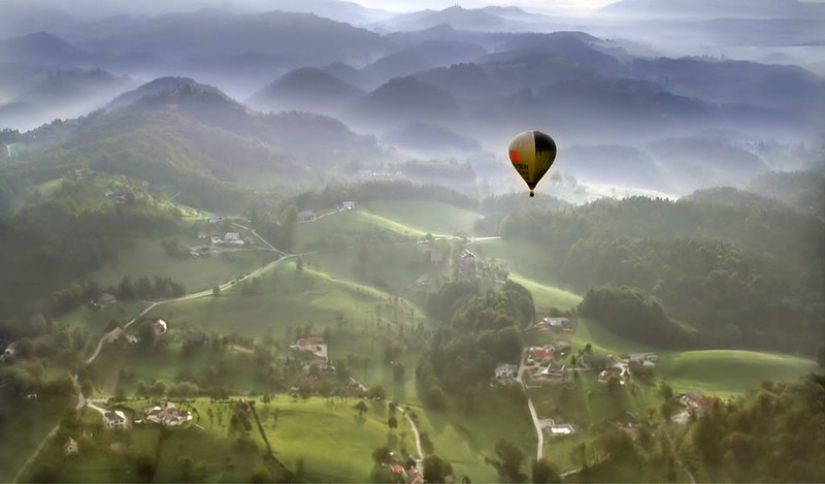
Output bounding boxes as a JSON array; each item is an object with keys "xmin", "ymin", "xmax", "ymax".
[{"xmin": 518, "ymin": 353, "xmax": 544, "ymax": 461}]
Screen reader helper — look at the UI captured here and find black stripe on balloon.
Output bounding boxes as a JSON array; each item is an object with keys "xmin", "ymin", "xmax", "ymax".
[{"xmin": 533, "ymin": 131, "xmax": 556, "ymax": 157}]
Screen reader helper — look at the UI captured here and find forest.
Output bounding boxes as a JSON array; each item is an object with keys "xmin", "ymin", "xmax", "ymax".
[
  {"xmin": 416, "ymin": 280, "xmax": 535, "ymax": 412},
  {"xmin": 494, "ymin": 195, "xmax": 825, "ymax": 355}
]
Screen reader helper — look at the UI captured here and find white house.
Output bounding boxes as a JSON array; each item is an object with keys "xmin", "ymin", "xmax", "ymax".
[
  {"xmin": 145, "ymin": 402, "xmax": 193, "ymax": 426},
  {"xmin": 208, "ymin": 215, "xmax": 224, "ymax": 224},
  {"xmin": 2, "ymin": 342, "xmax": 17, "ymax": 360},
  {"xmin": 104, "ymin": 410, "xmax": 128, "ymax": 429},
  {"xmin": 342, "ymin": 201, "xmax": 355, "ymax": 210},
  {"xmin": 211, "ymin": 236, "xmax": 223, "ymax": 245},
  {"xmin": 64, "ymin": 437, "xmax": 79, "ymax": 455},
  {"xmin": 298, "ymin": 210, "xmax": 316, "ymax": 222},
  {"xmin": 494, "ymin": 363, "xmax": 518, "ymax": 380},
  {"xmin": 224, "ymin": 232, "xmax": 244, "ymax": 245}
]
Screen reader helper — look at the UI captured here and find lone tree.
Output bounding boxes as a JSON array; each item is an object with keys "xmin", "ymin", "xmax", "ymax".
[
  {"xmin": 423, "ymin": 455, "xmax": 453, "ymax": 483},
  {"xmin": 485, "ymin": 439, "xmax": 527, "ymax": 483},
  {"xmin": 372, "ymin": 446, "xmax": 392, "ymax": 466},
  {"xmin": 354, "ymin": 400, "xmax": 368, "ymax": 417},
  {"xmin": 388, "ymin": 416, "xmax": 398, "ymax": 432},
  {"xmin": 532, "ymin": 458, "xmax": 562, "ymax": 483}
]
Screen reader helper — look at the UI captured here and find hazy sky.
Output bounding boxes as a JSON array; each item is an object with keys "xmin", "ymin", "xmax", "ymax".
[{"xmin": 352, "ymin": 0, "xmax": 617, "ymax": 12}]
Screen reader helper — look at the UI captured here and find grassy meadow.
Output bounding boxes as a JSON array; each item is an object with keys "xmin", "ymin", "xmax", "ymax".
[
  {"xmin": 361, "ymin": 200, "xmax": 482, "ymax": 237},
  {"xmin": 89, "ymin": 238, "xmax": 274, "ymax": 294}
]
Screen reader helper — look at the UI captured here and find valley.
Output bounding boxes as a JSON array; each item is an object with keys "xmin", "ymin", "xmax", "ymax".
[{"xmin": 0, "ymin": 1, "xmax": 823, "ymax": 483}]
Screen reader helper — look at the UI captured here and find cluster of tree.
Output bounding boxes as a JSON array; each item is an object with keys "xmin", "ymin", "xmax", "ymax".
[
  {"xmin": 417, "ymin": 281, "xmax": 534, "ymax": 411},
  {"xmin": 250, "ymin": 205, "xmax": 297, "ymax": 252},
  {"xmin": 0, "ymin": 197, "xmax": 181, "ymax": 318},
  {"xmin": 160, "ymin": 238, "xmax": 191, "ymax": 259},
  {"xmin": 564, "ymin": 236, "xmax": 822, "ymax": 353},
  {"xmin": 577, "ymin": 286, "xmax": 690, "ymax": 349},
  {"xmin": 497, "ymin": 195, "xmax": 824, "ymax": 354},
  {"xmin": 685, "ymin": 373, "xmax": 825, "ymax": 483}
]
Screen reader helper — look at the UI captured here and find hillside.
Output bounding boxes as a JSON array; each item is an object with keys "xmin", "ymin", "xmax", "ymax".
[
  {"xmin": 561, "ymin": 145, "xmax": 665, "ymax": 190},
  {"xmin": 106, "ymin": 76, "xmax": 224, "ymax": 111},
  {"xmin": 22, "ymin": 110, "xmax": 300, "ymax": 207},
  {"xmin": 383, "ymin": 122, "xmax": 482, "ymax": 155},
  {"xmin": 649, "ymin": 137, "xmax": 770, "ymax": 190},
  {"xmin": 247, "ymin": 67, "xmax": 365, "ymax": 114},
  {"xmin": 349, "ymin": 77, "xmax": 461, "ymax": 128}
]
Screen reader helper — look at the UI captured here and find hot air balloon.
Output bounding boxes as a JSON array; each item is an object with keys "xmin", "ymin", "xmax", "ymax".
[{"xmin": 508, "ymin": 130, "xmax": 557, "ymax": 197}]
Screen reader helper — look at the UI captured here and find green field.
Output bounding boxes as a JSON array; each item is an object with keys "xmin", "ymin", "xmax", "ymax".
[
  {"xmin": 509, "ymin": 273, "xmax": 582, "ymax": 312},
  {"xmin": 361, "ymin": 200, "xmax": 482, "ymax": 237},
  {"xmin": 89, "ymin": 238, "xmax": 273, "ymax": 295},
  {"xmin": 656, "ymin": 350, "xmax": 819, "ymax": 398},
  {"xmin": 294, "ymin": 209, "xmax": 421, "ymax": 253},
  {"xmin": 471, "ymin": 238, "xmax": 572, "ymax": 290},
  {"xmin": 143, "ymin": 262, "xmax": 430, "ymax": 339},
  {"xmin": 259, "ymin": 397, "xmax": 417, "ymax": 482},
  {"xmin": 57, "ymin": 301, "xmax": 149, "ymax": 334}
]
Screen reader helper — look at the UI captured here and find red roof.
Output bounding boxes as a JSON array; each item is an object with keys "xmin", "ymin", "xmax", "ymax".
[{"xmin": 391, "ymin": 465, "xmax": 405, "ymax": 473}]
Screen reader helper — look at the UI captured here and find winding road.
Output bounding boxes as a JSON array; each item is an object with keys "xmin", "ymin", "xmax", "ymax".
[
  {"xmin": 12, "ymin": 231, "xmax": 291, "ymax": 483},
  {"xmin": 12, "ymin": 208, "xmax": 494, "ymax": 482}
]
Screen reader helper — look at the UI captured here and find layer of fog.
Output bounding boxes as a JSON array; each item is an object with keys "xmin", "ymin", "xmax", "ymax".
[{"xmin": 1, "ymin": 0, "xmax": 823, "ymax": 203}]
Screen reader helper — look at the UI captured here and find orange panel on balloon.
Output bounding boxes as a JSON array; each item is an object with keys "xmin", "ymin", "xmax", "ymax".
[{"xmin": 509, "ymin": 149, "xmax": 519, "ymax": 163}]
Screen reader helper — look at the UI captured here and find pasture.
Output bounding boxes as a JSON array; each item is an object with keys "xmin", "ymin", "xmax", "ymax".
[
  {"xmin": 361, "ymin": 200, "xmax": 482, "ymax": 237},
  {"xmin": 89, "ymin": 238, "xmax": 273, "ymax": 295}
]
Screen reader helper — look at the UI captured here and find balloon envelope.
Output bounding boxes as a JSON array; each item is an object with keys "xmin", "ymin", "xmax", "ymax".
[{"xmin": 508, "ymin": 131, "xmax": 557, "ymax": 197}]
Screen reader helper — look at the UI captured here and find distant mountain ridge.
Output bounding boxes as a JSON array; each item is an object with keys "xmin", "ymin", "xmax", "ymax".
[
  {"xmin": 247, "ymin": 67, "xmax": 365, "ymax": 114},
  {"xmin": 601, "ymin": 0, "xmax": 825, "ymax": 18}
]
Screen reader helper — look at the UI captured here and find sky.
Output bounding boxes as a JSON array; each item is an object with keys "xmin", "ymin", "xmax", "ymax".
[{"xmin": 351, "ymin": 0, "xmax": 618, "ymax": 12}]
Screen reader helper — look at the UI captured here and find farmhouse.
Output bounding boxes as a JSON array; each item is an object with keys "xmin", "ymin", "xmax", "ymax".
[
  {"xmin": 598, "ymin": 367, "xmax": 625, "ymax": 384},
  {"xmin": 224, "ymin": 232, "xmax": 244, "ymax": 245},
  {"xmin": 679, "ymin": 391, "xmax": 722, "ymax": 418},
  {"xmin": 104, "ymin": 410, "xmax": 128, "ymax": 429},
  {"xmin": 291, "ymin": 336, "xmax": 328, "ymax": 360},
  {"xmin": 64, "ymin": 437, "xmax": 79, "ymax": 456},
  {"xmin": 145, "ymin": 402, "xmax": 193, "ymax": 426},
  {"xmin": 154, "ymin": 319, "xmax": 167, "ymax": 335},
  {"xmin": 623, "ymin": 353, "xmax": 658, "ymax": 365},
  {"xmin": 341, "ymin": 201, "xmax": 355, "ymax": 210},
  {"xmin": 190, "ymin": 245, "xmax": 210, "ymax": 257},
  {"xmin": 211, "ymin": 235, "xmax": 223, "ymax": 245},
  {"xmin": 95, "ymin": 293, "xmax": 117, "ymax": 306},
  {"xmin": 528, "ymin": 345, "xmax": 556, "ymax": 363},
  {"xmin": 298, "ymin": 210, "xmax": 316, "ymax": 222},
  {"xmin": 539, "ymin": 362, "xmax": 567, "ymax": 378},
  {"xmin": 2, "ymin": 342, "xmax": 17, "ymax": 361},
  {"xmin": 494, "ymin": 363, "xmax": 518, "ymax": 382},
  {"xmin": 107, "ymin": 327, "xmax": 137, "ymax": 345}
]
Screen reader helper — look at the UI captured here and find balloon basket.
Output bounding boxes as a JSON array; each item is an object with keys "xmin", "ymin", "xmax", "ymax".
[{"xmin": 529, "ymin": 191, "xmax": 535, "ymax": 198}]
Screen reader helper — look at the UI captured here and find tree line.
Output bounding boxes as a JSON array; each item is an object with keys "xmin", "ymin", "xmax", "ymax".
[{"xmin": 495, "ymin": 195, "xmax": 824, "ymax": 355}]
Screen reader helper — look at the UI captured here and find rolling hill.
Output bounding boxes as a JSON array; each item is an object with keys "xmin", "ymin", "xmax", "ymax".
[
  {"xmin": 349, "ymin": 76, "xmax": 461, "ymax": 129},
  {"xmin": 247, "ymin": 67, "xmax": 365, "ymax": 114},
  {"xmin": 383, "ymin": 122, "xmax": 482, "ymax": 155}
]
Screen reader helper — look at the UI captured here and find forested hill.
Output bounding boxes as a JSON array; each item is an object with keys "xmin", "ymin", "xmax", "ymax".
[
  {"xmin": 10, "ymin": 110, "xmax": 290, "ymax": 211},
  {"xmin": 492, "ymin": 195, "xmax": 824, "ymax": 355}
]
